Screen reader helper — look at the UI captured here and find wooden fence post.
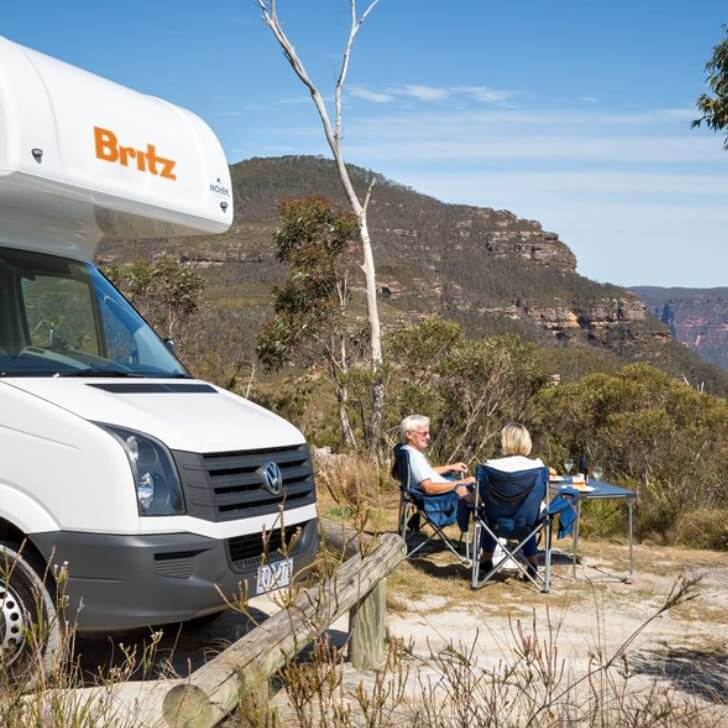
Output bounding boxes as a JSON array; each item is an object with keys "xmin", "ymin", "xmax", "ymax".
[
  {"xmin": 155, "ymin": 532, "xmax": 406, "ymax": 728},
  {"xmin": 349, "ymin": 577, "xmax": 387, "ymax": 670}
]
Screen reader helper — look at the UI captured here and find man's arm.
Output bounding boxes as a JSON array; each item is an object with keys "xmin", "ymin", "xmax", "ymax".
[
  {"xmin": 420, "ymin": 475, "xmax": 475, "ymax": 495},
  {"xmin": 419, "ymin": 478, "xmax": 457, "ymax": 495},
  {"xmin": 433, "ymin": 461, "xmax": 468, "ymax": 475}
]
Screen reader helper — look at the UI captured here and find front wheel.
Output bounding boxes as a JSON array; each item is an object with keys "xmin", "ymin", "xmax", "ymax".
[{"xmin": 0, "ymin": 542, "xmax": 62, "ymax": 685}]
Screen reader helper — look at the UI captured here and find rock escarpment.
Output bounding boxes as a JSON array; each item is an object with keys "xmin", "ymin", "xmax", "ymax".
[
  {"xmin": 632, "ymin": 287, "xmax": 728, "ymax": 369},
  {"xmin": 99, "ymin": 155, "xmax": 668, "ymax": 356}
]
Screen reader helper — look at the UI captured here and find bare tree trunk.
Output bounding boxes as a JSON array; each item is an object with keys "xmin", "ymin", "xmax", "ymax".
[
  {"xmin": 334, "ymin": 325, "xmax": 357, "ymax": 450},
  {"xmin": 337, "ymin": 383, "xmax": 357, "ymax": 449},
  {"xmin": 256, "ymin": 0, "xmax": 385, "ymax": 455}
]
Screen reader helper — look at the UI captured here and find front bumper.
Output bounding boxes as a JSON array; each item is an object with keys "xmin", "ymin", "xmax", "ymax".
[{"xmin": 30, "ymin": 518, "xmax": 319, "ymax": 633}]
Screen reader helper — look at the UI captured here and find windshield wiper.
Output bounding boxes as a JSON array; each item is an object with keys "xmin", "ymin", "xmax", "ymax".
[{"xmin": 56, "ymin": 370, "xmax": 145, "ymax": 378}]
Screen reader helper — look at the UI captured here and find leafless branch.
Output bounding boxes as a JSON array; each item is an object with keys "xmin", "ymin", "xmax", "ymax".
[{"xmin": 363, "ymin": 176, "xmax": 376, "ymax": 213}]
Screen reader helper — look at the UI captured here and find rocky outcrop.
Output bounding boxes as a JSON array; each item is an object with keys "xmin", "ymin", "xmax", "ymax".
[{"xmin": 632, "ymin": 287, "xmax": 728, "ymax": 369}]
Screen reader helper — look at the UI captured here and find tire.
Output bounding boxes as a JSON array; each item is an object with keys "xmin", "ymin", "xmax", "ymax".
[{"xmin": 0, "ymin": 542, "xmax": 62, "ymax": 686}]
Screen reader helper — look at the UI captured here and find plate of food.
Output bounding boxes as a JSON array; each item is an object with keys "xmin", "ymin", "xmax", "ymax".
[{"xmin": 549, "ymin": 474, "xmax": 586, "ymax": 484}]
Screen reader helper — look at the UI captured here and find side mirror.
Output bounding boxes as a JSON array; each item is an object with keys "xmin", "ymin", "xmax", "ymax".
[{"xmin": 163, "ymin": 338, "xmax": 177, "ymax": 354}]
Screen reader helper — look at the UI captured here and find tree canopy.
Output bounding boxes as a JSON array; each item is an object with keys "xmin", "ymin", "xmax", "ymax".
[{"xmin": 693, "ymin": 24, "xmax": 728, "ymax": 149}]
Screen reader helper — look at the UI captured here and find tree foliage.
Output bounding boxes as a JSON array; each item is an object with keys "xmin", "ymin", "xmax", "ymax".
[
  {"xmin": 256, "ymin": 198, "xmax": 359, "ymax": 372},
  {"xmin": 693, "ymin": 24, "xmax": 728, "ymax": 148},
  {"xmin": 384, "ymin": 317, "xmax": 546, "ymax": 463},
  {"xmin": 104, "ymin": 256, "xmax": 204, "ymax": 340},
  {"xmin": 256, "ymin": 198, "xmax": 361, "ymax": 446},
  {"xmin": 536, "ymin": 363, "xmax": 728, "ymax": 542}
]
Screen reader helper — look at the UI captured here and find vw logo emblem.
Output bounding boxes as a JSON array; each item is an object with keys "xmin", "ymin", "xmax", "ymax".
[{"xmin": 260, "ymin": 460, "xmax": 283, "ymax": 496}]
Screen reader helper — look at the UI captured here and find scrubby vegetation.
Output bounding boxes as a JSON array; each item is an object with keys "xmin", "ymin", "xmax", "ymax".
[{"xmin": 107, "ymin": 242, "xmax": 728, "ymax": 550}]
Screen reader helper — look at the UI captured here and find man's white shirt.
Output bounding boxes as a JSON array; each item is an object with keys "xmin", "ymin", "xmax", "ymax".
[{"xmin": 403, "ymin": 445, "xmax": 449, "ymax": 486}]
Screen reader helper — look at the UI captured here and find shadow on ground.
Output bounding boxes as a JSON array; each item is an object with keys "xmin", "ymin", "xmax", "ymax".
[
  {"xmin": 630, "ymin": 642, "xmax": 728, "ymax": 703},
  {"xmin": 74, "ymin": 605, "xmax": 270, "ymax": 686}
]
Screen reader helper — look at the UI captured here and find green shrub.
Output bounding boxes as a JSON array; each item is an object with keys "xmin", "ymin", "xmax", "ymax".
[
  {"xmin": 579, "ymin": 500, "xmax": 628, "ymax": 539},
  {"xmin": 676, "ymin": 508, "xmax": 728, "ymax": 551}
]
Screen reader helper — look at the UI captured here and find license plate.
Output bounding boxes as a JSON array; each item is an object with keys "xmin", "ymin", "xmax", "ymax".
[{"xmin": 256, "ymin": 558, "xmax": 293, "ymax": 595}]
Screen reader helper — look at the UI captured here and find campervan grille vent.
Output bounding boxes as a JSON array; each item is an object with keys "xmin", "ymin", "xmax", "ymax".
[
  {"xmin": 227, "ymin": 523, "xmax": 304, "ymax": 573},
  {"xmin": 171, "ymin": 444, "xmax": 315, "ymax": 522}
]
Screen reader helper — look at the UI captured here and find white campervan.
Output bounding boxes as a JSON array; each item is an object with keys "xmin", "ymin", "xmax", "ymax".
[{"xmin": 0, "ymin": 36, "xmax": 318, "ymax": 672}]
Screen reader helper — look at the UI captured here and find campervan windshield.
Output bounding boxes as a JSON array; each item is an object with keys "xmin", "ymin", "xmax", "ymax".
[{"xmin": 0, "ymin": 247, "xmax": 187, "ymax": 378}]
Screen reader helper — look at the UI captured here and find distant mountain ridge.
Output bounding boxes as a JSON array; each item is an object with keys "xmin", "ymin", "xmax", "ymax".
[
  {"xmin": 631, "ymin": 286, "xmax": 728, "ymax": 370},
  {"xmin": 98, "ymin": 155, "xmax": 728, "ymax": 394}
]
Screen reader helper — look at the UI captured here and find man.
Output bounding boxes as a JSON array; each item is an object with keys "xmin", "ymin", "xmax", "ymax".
[{"xmin": 400, "ymin": 414, "xmax": 475, "ymax": 496}]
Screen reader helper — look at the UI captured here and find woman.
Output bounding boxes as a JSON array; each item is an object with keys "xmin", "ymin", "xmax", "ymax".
[{"xmin": 481, "ymin": 423, "xmax": 545, "ymax": 579}]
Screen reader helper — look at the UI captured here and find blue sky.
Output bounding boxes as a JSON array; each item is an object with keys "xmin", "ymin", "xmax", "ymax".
[{"xmin": 2, "ymin": 1, "xmax": 727, "ymax": 287}]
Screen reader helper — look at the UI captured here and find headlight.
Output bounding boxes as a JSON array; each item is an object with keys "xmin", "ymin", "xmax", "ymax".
[{"xmin": 96, "ymin": 424, "xmax": 186, "ymax": 516}]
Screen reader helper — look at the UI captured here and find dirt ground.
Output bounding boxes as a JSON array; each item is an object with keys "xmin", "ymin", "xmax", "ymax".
[{"xmin": 70, "ymin": 532, "xmax": 728, "ymax": 727}]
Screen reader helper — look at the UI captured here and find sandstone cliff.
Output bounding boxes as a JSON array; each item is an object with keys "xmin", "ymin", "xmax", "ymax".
[
  {"xmin": 632, "ymin": 286, "xmax": 728, "ymax": 370},
  {"xmin": 98, "ymin": 156, "xmax": 727, "ymax": 391}
]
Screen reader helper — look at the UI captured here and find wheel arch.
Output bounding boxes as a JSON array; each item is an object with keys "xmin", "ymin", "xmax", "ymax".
[{"xmin": 0, "ymin": 516, "xmax": 54, "ymax": 586}]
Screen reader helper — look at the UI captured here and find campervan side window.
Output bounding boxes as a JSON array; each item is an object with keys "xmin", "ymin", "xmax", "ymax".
[
  {"xmin": 22, "ymin": 275, "xmax": 100, "ymax": 356},
  {"xmin": 0, "ymin": 247, "xmax": 188, "ymax": 378}
]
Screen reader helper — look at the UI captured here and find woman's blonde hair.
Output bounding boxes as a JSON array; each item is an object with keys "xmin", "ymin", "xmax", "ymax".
[{"xmin": 501, "ymin": 423, "xmax": 532, "ymax": 456}]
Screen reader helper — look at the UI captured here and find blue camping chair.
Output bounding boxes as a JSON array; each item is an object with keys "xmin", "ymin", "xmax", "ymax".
[
  {"xmin": 470, "ymin": 464, "xmax": 553, "ymax": 592},
  {"xmin": 393, "ymin": 444, "xmax": 471, "ymax": 566}
]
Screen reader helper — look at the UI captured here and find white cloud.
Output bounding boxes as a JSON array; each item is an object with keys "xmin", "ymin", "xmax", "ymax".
[
  {"xmin": 394, "ymin": 84, "xmax": 450, "ymax": 101},
  {"xmin": 349, "ymin": 86, "xmax": 395, "ymax": 103},
  {"xmin": 454, "ymin": 85, "xmax": 515, "ymax": 103},
  {"xmin": 345, "ymin": 134, "xmax": 725, "ymax": 164},
  {"xmin": 348, "ymin": 83, "xmax": 515, "ymax": 105}
]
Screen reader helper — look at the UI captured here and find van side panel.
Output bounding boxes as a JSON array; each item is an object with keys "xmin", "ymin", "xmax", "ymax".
[
  {"xmin": 0, "ymin": 383, "xmax": 139, "ymax": 534},
  {"xmin": 0, "ymin": 484, "xmax": 59, "ymax": 534}
]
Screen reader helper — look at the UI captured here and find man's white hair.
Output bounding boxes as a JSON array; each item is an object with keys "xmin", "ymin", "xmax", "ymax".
[{"xmin": 400, "ymin": 414, "xmax": 430, "ymax": 442}]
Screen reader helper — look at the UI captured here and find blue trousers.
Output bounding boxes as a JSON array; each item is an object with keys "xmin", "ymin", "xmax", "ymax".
[
  {"xmin": 481, "ymin": 530, "xmax": 538, "ymax": 558},
  {"xmin": 456, "ymin": 496, "xmax": 538, "ymax": 557}
]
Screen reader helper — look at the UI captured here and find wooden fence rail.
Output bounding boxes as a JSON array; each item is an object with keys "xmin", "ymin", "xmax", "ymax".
[{"xmin": 158, "ymin": 529, "xmax": 406, "ymax": 728}]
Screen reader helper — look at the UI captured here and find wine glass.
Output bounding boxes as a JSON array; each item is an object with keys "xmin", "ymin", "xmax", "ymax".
[
  {"xmin": 591, "ymin": 464, "xmax": 603, "ymax": 482},
  {"xmin": 564, "ymin": 459, "xmax": 574, "ymax": 475}
]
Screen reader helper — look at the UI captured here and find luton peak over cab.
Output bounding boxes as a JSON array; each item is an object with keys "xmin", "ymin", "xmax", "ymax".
[{"xmin": 0, "ymin": 35, "xmax": 318, "ymax": 676}]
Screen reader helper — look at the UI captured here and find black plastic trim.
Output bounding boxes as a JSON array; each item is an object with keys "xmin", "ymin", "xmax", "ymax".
[
  {"xmin": 87, "ymin": 383, "xmax": 217, "ymax": 394},
  {"xmin": 30, "ymin": 520, "xmax": 319, "ymax": 633},
  {"xmin": 173, "ymin": 443, "xmax": 316, "ymax": 522}
]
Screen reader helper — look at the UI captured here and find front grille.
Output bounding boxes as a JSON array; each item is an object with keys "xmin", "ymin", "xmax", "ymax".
[
  {"xmin": 172, "ymin": 444, "xmax": 316, "ymax": 522},
  {"xmin": 228, "ymin": 523, "xmax": 304, "ymax": 572}
]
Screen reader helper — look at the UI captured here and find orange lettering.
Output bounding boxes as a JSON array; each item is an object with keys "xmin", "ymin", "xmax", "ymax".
[
  {"xmin": 146, "ymin": 144, "xmax": 159, "ymax": 175},
  {"xmin": 159, "ymin": 158, "xmax": 177, "ymax": 180},
  {"xmin": 118, "ymin": 146, "xmax": 136, "ymax": 167},
  {"xmin": 93, "ymin": 127, "xmax": 176, "ymax": 182},
  {"xmin": 94, "ymin": 127, "xmax": 118, "ymax": 162}
]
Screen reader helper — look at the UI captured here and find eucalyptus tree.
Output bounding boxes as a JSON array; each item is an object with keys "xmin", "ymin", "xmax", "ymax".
[
  {"xmin": 255, "ymin": 0, "xmax": 386, "ymax": 453},
  {"xmin": 693, "ymin": 24, "xmax": 728, "ymax": 148}
]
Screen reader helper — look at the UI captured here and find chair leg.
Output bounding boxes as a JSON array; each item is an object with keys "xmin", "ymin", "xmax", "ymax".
[
  {"xmin": 471, "ymin": 522, "xmax": 549, "ymax": 592},
  {"xmin": 398, "ymin": 500, "xmax": 406, "ymax": 540},
  {"xmin": 471, "ymin": 522, "xmax": 481, "ymax": 588},
  {"xmin": 428, "ymin": 522, "xmax": 471, "ymax": 566},
  {"xmin": 543, "ymin": 518, "xmax": 552, "ymax": 593}
]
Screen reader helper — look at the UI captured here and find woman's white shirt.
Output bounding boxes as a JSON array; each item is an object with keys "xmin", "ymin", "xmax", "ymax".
[{"xmin": 486, "ymin": 455, "xmax": 544, "ymax": 472}]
